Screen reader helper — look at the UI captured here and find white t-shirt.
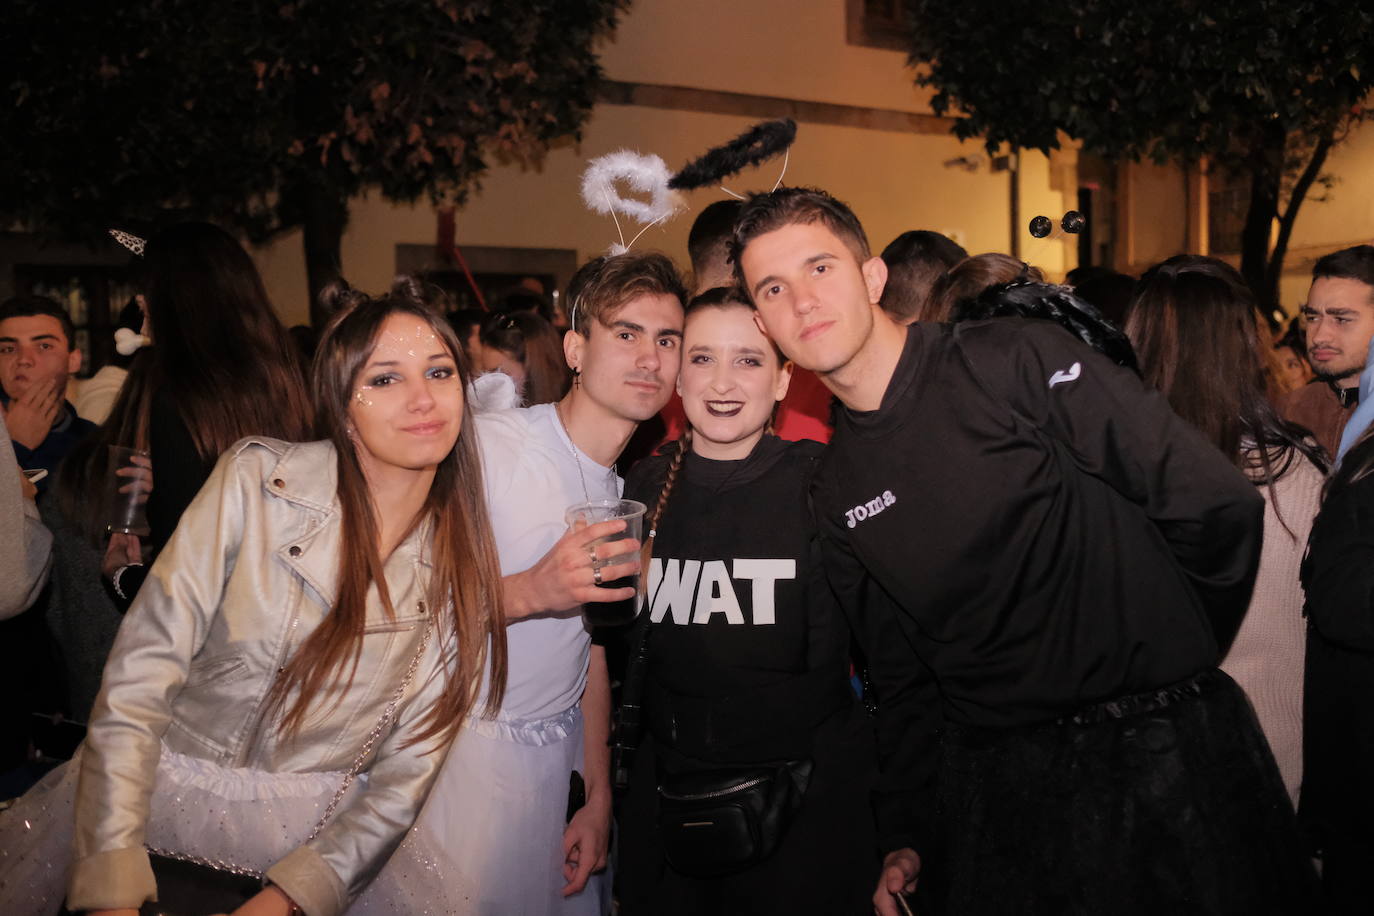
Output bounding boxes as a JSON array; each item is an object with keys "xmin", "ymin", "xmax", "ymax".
[{"xmin": 475, "ymin": 402, "xmax": 621, "ymax": 721}]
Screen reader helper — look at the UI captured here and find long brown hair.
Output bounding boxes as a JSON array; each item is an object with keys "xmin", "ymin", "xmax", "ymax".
[
  {"xmin": 926, "ymin": 253, "xmax": 1043, "ymax": 322},
  {"xmin": 54, "ymin": 350, "xmax": 155, "ymax": 544},
  {"xmin": 479, "ymin": 310, "xmax": 571, "ymax": 405},
  {"xmin": 1126, "ymin": 255, "xmax": 1326, "ymax": 531},
  {"xmin": 269, "ymin": 289, "xmax": 507, "ymax": 747},
  {"xmin": 139, "ymin": 222, "xmax": 312, "ymax": 463}
]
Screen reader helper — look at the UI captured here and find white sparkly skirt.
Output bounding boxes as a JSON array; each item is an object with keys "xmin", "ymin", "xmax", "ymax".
[
  {"xmin": 0, "ymin": 745, "xmax": 461, "ymax": 915},
  {"xmin": 390, "ymin": 705, "xmax": 610, "ymax": 916}
]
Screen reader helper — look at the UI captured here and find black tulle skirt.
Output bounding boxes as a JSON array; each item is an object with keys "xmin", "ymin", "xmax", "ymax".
[{"xmin": 921, "ymin": 669, "xmax": 1317, "ymax": 916}]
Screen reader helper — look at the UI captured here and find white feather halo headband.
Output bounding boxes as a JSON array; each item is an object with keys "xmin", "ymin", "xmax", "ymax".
[{"xmin": 579, "ymin": 150, "xmax": 682, "ymax": 255}]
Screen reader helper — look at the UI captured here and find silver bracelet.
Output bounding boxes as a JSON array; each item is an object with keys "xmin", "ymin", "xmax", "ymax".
[{"xmin": 111, "ymin": 562, "xmax": 144, "ymax": 601}]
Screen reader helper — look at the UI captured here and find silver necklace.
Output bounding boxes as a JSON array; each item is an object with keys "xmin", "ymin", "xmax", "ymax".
[{"xmin": 554, "ymin": 401, "xmax": 614, "ymax": 502}]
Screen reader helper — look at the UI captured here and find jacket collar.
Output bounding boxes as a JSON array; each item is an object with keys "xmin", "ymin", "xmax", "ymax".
[{"xmin": 264, "ymin": 439, "xmax": 434, "ymax": 609}]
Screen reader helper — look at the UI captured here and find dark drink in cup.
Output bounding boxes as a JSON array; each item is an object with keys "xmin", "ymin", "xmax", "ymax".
[{"xmin": 565, "ymin": 498, "xmax": 646, "ymax": 627}]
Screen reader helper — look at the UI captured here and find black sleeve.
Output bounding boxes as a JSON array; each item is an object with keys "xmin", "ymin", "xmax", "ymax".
[
  {"xmin": 1304, "ymin": 481, "xmax": 1374, "ymax": 651},
  {"xmin": 817, "ymin": 499, "xmax": 942, "ymax": 859},
  {"xmin": 147, "ymin": 392, "xmax": 213, "ymax": 552},
  {"xmin": 957, "ymin": 320, "xmax": 1264, "ymax": 646}
]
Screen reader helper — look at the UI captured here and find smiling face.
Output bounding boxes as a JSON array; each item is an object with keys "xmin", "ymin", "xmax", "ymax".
[
  {"xmin": 348, "ymin": 313, "xmax": 464, "ymax": 477},
  {"xmin": 565, "ymin": 291, "xmax": 684, "ymax": 424},
  {"xmin": 0, "ymin": 314, "xmax": 81, "ymax": 400},
  {"xmin": 679, "ymin": 305, "xmax": 791, "ymax": 460},
  {"xmin": 737, "ymin": 221, "xmax": 887, "ymax": 377},
  {"xmin": 1302, "ymin": 275, "xmax": 1374, "ymax": 385}
]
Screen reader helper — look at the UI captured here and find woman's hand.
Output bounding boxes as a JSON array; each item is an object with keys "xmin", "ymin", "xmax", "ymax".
[
  {"xmin": 503, "ymin": 519, "xmax": 640, "ymax": 620},
  {"xmin": 101, "ymin": 532, "xmax": 143, "ymax": 580},
  {"xmin": 223, "ymin": 885, "xmax": 298, "ymax": 916}
]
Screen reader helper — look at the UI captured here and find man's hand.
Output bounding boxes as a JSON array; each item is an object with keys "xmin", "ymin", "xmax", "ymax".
[
  {"xmin": 222, "ymin": 885, "xmax": 298, "ymax": 916},
  {"xmin": 872, "ymin": 848, "xmax": 920, "ymax": 916},
  {"xmin": 503, "ymin": 519, "xmax": 639, "ymax": 621},
  {"xmin": 561, "ymin": 792, "xmax": 611, "ymax": 897},
  {"xmin": 5, "ymin": 378, "xmax": 62, "ymax": 451}
]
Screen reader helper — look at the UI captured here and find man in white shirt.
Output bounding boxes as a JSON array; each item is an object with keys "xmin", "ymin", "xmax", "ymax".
[{"xmin": 417, "ymin": 251, "xmax": 687, "ymax": 914}]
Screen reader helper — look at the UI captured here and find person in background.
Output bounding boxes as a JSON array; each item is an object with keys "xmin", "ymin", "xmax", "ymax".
[
  {"xmin": 478, "ymin": 308, "xmax": 571, "ymax": 405},
  {"xmin": 0, "ymin": 422, "xmax": 51, "ymax": 621},
  {"xmin": 99, "ymin": 222, "xmax": 313, "ymax": 606},
  {"xmin": 950, "ymin": 281, "xmax": 1139, "ymax": 372},
  {"xmin": 1273, "ymin": 317, "xmax": 1314, "ymax": 397},
  {"xmin": 447, "ymin": 307, "xmax": 488, "ymax": 362},
  {"xmin": 1066, "ymin": 265, "xmax": 1136, "ymax": 329},
  {"xmin": 878, "ymin": 230, "xmax": 967, "ymax": 325},
  {"xmin": 0, "ymin": 295, "xmax": 96, "ymax": 493},
  {"xmin": 0, "ymin": 296, "xmax": 92, "ymax": 787},
  {"xmin": 925, "ymin": 252, "xmax": 1044, "ymax": 323},
  {"xmin": 1282, "ymin": 245, "xmax": 1374, "ymax": 458},
  {"xmin": 1127, "ymin": 254, "xmax": 1326, "ymax": 805},
  {"xmin": 1299, "ymin": 366, "xmax": 1374, "ymax": 912}
]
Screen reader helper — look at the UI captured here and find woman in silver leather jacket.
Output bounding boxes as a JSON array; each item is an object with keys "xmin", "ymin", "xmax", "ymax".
[{"xmin": 0, "ymin": 289, "xmax": 508, "ymax": 916}]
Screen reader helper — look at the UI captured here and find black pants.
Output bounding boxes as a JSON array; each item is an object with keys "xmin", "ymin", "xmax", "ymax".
[{"xmin": 924, "ymin": 669, "xmax": 1318, "ymax": 916}]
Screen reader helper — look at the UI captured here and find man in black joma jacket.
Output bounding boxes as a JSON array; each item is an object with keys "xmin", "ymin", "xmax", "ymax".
[{"xmin": 730, "ymin": 187, "xmax": 1316, "ymax": 916}]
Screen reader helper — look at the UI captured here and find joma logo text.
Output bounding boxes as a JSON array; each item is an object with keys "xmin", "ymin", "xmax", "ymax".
[{"xmin": 845, "ymin": 490, "xmax": 896, "ymax": 528}]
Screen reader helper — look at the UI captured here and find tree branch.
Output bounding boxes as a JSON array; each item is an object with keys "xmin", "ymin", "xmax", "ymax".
[{"xmin": 1267, "ymin": 125, "xmax": 1336, "ymax": 298}]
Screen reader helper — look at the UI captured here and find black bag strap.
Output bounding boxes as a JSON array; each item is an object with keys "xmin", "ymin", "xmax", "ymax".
[{"xmin": 611, "ymin": 608, "xmax": 654, "ymax": 791}]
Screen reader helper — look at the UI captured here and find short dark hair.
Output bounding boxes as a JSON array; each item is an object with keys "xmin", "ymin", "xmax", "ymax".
[
  {"xmin": 1312, "ymin": 244, "xmax": 1374, "ymax": 294},
  {"xmin": 687, "ymin": 200, "xmax": 743, "ymax": 277},
  {"xmin": 566, "ymin": 251, "xmax": 687, "ymax": 336},
  {"xmin": 879, "ymin": 230, "xmax": 968, "ymax": 322},
  {"xmin": 0, "ymin": 295, "xmax": 76, "ymax": 350},
  {"xmin": 730, "ymin": 187, "xmax": 871, "ymax": 292}
]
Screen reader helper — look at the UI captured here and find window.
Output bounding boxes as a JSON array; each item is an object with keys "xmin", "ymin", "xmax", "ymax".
[{"xmin": 846, "ymin": 0, "xmax": 909, "ymax": 51}]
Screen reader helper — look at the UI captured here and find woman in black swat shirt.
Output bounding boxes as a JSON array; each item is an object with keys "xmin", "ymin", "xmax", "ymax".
[{"xmin": 615, "ymin": 287, "xmax": 875, "ymax": 915}]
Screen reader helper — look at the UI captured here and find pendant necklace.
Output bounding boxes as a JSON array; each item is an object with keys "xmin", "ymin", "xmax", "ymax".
[{"xmin": 555, "ymin": 400, "xmax": 615, "ymax": 502}]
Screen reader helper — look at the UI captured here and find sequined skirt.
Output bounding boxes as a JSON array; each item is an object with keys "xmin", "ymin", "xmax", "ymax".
[{"xmin": 0, "ymin": 744, "xmax": 460, "ymax": 914}]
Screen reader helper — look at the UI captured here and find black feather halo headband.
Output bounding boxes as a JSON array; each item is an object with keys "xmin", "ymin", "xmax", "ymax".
[{"xmin": 667, "ymin": 118, "xmax": 798, "ymax": 191}]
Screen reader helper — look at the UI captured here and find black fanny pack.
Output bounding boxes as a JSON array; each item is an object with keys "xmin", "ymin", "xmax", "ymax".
[{"xmin": 657, "ymin": 758, "xmax": 813, "ymax": 877}]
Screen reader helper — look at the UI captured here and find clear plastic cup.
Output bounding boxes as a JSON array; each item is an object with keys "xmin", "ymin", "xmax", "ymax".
[
  {"xmin": 107, "ymin": 446, "xmax": 152, "ymax": 536},
  {"xmin": 564, "ymin": 498, "xmax": 646, "ymax": 626}
]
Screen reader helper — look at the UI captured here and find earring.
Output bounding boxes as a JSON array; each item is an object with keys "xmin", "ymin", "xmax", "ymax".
[{"xmin": 572, "ymin": 367, "xmax": 581, "ymax": 389}]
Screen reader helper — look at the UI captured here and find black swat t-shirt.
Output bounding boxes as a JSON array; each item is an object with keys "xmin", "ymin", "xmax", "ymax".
[{"xmin": 624, "ymin": 435, "xmax": 851, "ymax": 759}]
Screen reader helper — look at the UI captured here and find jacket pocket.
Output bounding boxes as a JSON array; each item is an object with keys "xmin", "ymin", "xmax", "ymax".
[
  {"xmin": 186, "ymin": 652, "xmax": 251, "ymax": 687},
  {"xmin": 362, "ymin": 615, "xmax": 426, "ymax": 635}
]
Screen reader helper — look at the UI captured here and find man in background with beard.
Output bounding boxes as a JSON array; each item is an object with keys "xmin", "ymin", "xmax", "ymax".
[{"xmin": 1284, "ymin": 245, "xmax": 1374, "ymax": 458}]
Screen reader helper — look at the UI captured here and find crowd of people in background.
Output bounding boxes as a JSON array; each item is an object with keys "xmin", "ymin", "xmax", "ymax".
[{"xmin": 1, "ymin": 187, "xmax": 1373, "ymax": 916}]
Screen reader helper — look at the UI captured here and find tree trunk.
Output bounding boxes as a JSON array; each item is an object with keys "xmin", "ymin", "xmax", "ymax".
[
  {"xmin": 302, "ymin": 184, "xmax": 349, "ymax": 328},
  {"xmin": 1267, "ymin": 129, "xmax": 1335, "ymax": 310},
  {"xmin": 1239, "ymin": 165, "xmax": 1281, "ymax": 314}
]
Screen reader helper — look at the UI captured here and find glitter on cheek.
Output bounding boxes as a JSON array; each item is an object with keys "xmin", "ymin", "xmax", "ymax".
[{"xmin": 353, "ymin": 386, "xmax": 376, "ymax": 408}]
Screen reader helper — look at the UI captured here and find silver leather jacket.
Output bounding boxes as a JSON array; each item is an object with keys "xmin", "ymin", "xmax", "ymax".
[{"xmin": 69, "ymin": 438, "xmax": 456, "ymax": 916}]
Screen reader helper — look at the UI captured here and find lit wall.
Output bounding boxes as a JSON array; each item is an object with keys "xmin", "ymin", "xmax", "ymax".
[{"xmin": 248, "ymin": 0, "xmax": 1076, "ymax": 325}]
